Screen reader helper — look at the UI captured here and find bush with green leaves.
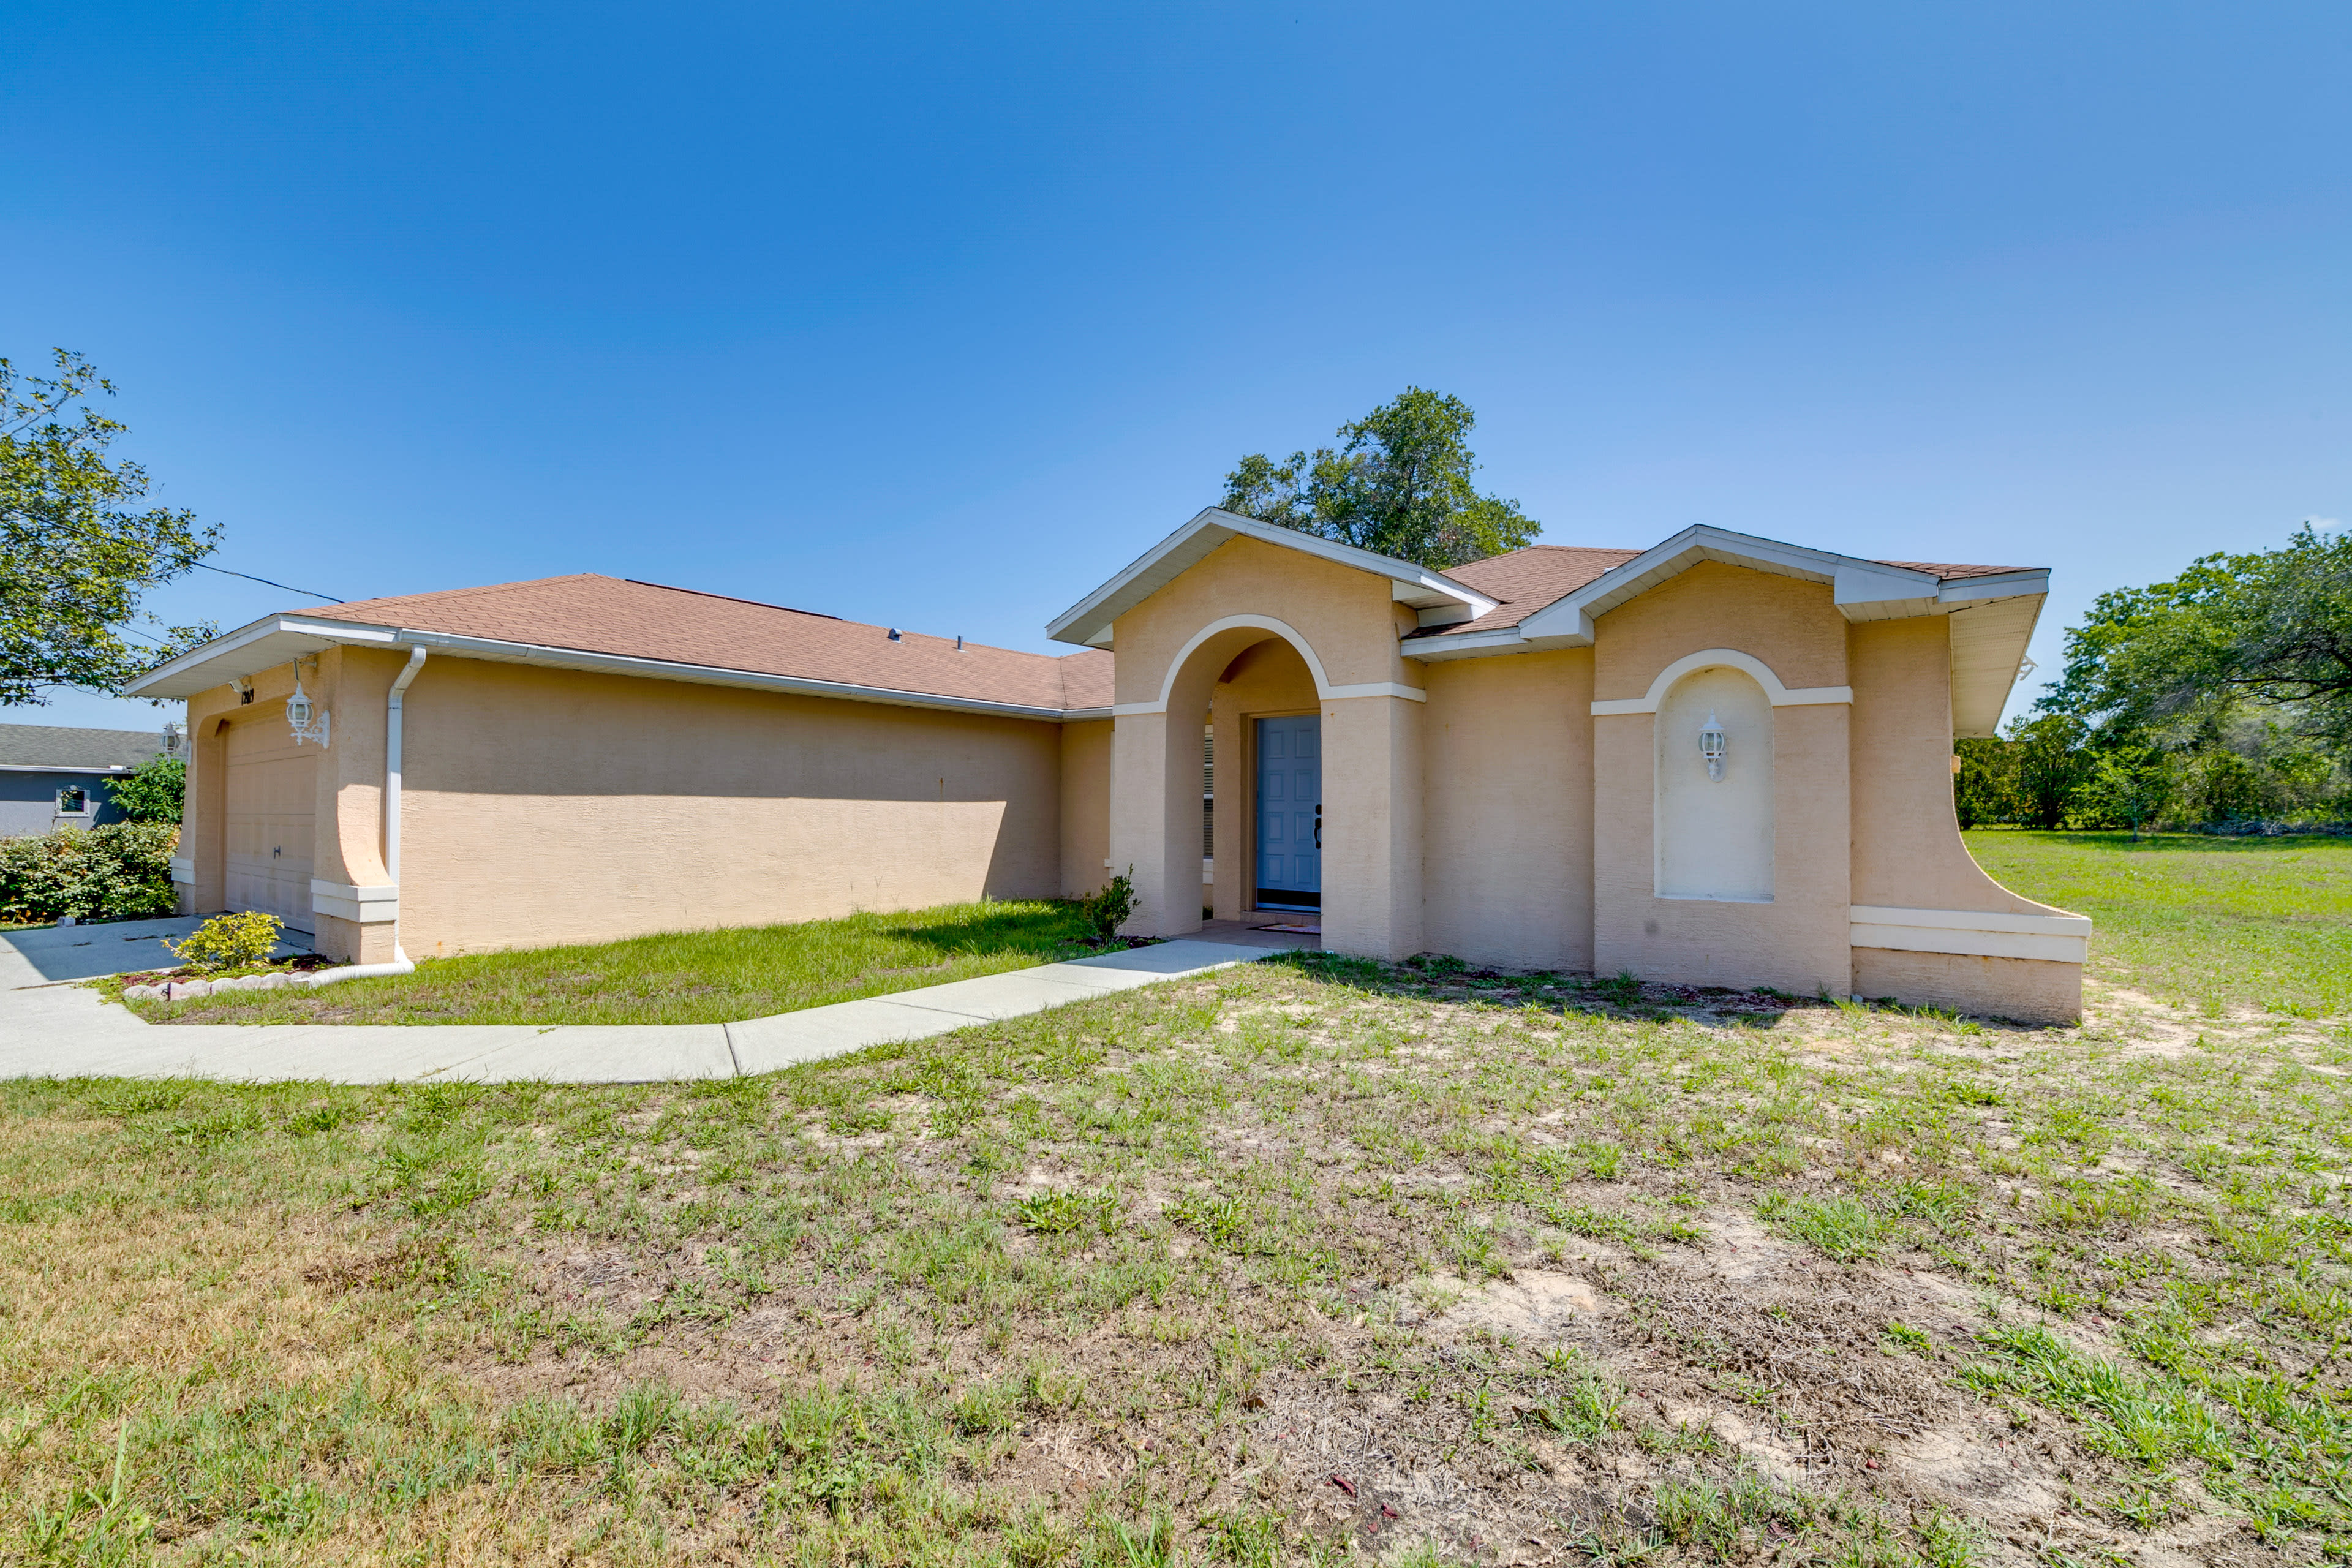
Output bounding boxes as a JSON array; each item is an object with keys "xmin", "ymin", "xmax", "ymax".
[
  {"xmin": 164, "ymin": 910, "xmax": 284, "ymax": 973},
  {"xmin": 1077, "ymin": 865, "xmax": 1137, "ymax": 941},
  {"xmin": 0, "ymin": 821, "xmax": 178, "ymax": 924},
  {"xmin": 105, "ymin": 753, "xmax": 184, "ymax": 824}
]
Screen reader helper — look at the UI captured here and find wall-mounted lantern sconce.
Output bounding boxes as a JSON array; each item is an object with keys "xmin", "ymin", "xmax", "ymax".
[
  {"xmin": 160, "ymin": 721, "xmax": 185, "ymax": 759},
  {"xmin": 1700, "ymin": 711, "xmax": 1727, "ymax": 782},
  {"xmin": 287, "ymin": 673, "xmax": 330, "ymax": 748}
]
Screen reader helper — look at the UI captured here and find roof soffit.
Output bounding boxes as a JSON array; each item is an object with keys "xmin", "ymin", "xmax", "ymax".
[{"xmin": 1044, "ymin": 508, "xmax": 1497, "ymax": 649}]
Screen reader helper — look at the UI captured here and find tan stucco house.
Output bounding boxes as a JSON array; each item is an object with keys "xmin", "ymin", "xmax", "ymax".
[{"xmin": 128, "ymin": 510, "xmax": 2089, "ymax": 1021}]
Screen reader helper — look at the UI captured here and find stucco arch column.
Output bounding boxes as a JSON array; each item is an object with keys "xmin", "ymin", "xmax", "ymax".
[
  {"xmin": 1319, "ymin": 691, "xmax": 1424, "ymax": 960},
  {"xmin": 1111, "ymin": 621, "xmax": 1287, "ymax": 938}
]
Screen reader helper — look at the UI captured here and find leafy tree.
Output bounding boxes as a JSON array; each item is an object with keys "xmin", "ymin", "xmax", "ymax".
[
  {"xmin": 2007, "ymin": 713, "xmax": 2095, "ymax": 829},
  {"xmin": 2043, "ymin": 525, "xmax": 2352, "ymax": 750},
  {"xmin": 1218, "ymin": 388, "xmax": 1540, "ymax": 570},
  {"xmin": 1953, "ymin": 737, "xmax": 2018, "ymax": 829},
  {"xmin": 2, "ymin": 350, "xmax": 219, "ymax": 705},
  {"xmin": 2078, "ymin": 745, "xmax": 2172, "ymax": 838},
  {"xmin": 106, "ymin": 753, "xmax": 185, "ymax": 824}
]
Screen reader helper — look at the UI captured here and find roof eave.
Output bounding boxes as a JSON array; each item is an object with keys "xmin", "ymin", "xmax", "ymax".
[
  {"xmin": 1046, "ymin": 508, "xmax": 1498, "ymax": 648},
  {"xmin": 121, "ymin": 614, "xmax": 402, "ymax": 698}
]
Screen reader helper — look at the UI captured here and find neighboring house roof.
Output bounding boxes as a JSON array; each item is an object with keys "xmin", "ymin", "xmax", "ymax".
[
  {"xmin": 0, "ymin": 723, "xmax": 165, "ymax": 775},
  {"xmin": 126, "ymin": 575, "xmax": 1113, "ymax": 722}
]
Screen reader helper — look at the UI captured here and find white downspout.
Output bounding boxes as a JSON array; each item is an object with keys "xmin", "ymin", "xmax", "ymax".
[{"xmin": 303, "ymin": 644, "xmax": 428, "ymax": 986}]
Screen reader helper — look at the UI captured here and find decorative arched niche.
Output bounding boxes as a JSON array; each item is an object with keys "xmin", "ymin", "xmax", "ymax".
[{"xmin": 1654, "ymin": 663, "xmax": 1774, "ymax": 902}]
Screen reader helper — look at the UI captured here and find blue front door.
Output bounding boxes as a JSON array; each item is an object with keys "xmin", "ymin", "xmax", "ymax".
[{"xmin": 1254, "ymin": 715, "xmax": 1320, "ymax": 911}]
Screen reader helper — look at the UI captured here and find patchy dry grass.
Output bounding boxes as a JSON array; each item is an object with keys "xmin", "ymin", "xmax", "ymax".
[{"xmin": 7, "ymin": 956, "xmax": 2351, "ymax": 1566}]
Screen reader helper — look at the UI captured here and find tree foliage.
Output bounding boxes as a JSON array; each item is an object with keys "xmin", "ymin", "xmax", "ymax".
[
  {"xmin": 1961, "ymin": 526, "xmax": 2351, "ymax": 832},
  {"xmin": 2, "ymin": 350, "xmax": 219, "ymax": 705},
  {"xmin": 1218, "ymin": 388, "xmax": 1539, "ymax": 570},
  {"xmin": 106, "ymin": 753, "xmax": 185, "ymax": 825},
  {"xmin": 2041, "ymin": 525, "xmax": 2352, "ymax": 750}
]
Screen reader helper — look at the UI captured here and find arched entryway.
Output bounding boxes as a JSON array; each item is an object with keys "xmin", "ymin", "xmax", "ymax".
[{"xmin": 1108, "ymin": 614, "xmax": 1425, "ymax": 957}]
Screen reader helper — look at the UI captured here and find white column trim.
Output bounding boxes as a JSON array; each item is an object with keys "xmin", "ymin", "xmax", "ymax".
[
  {"xmin": 311, "ymin": 878, "xmax": 399, "ymax": 925},
  {"xmin": 1849, "ymin": 904, "xmax": 2090, "ymax": 964},
  {"xmin": 1589, "ymin": 647, "xmax": 1852, "ymax": 715}
]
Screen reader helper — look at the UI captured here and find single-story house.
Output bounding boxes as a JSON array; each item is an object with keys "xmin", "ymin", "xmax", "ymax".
[
  {"xmin": 0, "ymin": 723, "xmax": 175, "ymax": 836},
  {"xmin": 126, "ymin": 510, "xmax": 2089, "ymax": 1021}
]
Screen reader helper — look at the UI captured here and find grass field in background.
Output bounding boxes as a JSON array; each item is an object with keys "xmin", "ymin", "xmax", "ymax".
[
  {"xmin": 1964, "ymin": 829, "xmax": 2352, "ymax": 1019},
  {"xmin": 123, "ymin": 899, "xmax": 1095, "ymax": 1027}
]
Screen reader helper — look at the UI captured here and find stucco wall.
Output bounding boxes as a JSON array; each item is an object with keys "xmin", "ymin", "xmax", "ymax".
[
  {"xmin": 356, "ymin": 656, "xmax": 1063, "ymax": 956},
  {"xmin": 1591, "ymin": 562, "xmax": 1852, "ymax": 993},
  {"xmin": 1846, "ymin": 615, "xmax": 2084, "ymax": 1019},
  {"xmin": 1419, "ymin": 649, "xmax": 1595, "ymax": 971},
  {"xmin": 1852, "ymin": 947, "xmax": 2081, "ymax": 1026},
  {"xmin": 1110, "ymin": 535, "xmax": 1424, "ymax": 704},
  {"xmin": 1059, "ymin": 718, "xmax": 1113, "ymax": 899},
  {"xmin": 1848, "ymin": 617, "xmax": 2057, "ymax": 916}
]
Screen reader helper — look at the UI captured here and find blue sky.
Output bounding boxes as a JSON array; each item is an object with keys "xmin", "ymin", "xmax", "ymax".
[{"xmin": 9, "ymin": 2, "xmax": 2348, "ymax": 733}]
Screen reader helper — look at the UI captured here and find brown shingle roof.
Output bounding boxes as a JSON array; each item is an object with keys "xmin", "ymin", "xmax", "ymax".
[
  {"xmin": 323, "ymin": 574, "xmax": 1100, "ymax": 714},
  {"xmin": 1408, "ymin": 546, "xmax": 1644, "ymax": 638}
]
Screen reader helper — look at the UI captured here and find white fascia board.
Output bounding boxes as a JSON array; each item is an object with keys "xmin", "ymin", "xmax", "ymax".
[
  {"xmin": 1832, "ymin": 560, "xmax": 1942, "ymax": 620},
  {"xmin": 1061, "ymin": 706, "xmax": 1114, "ymax": 722},
  {"xmin": 391, "ymin": 629, "xmax": 1074, "ymax": 722},
  {"xmin": 1938, "ymin": 568, "xmax": 2050, "ymax": 605},
  {"xmin": 1401, "ymin": 626, "xmax": 1547, "ymax": 662},
  {"xmin": 121, "ymin": 613, "xmax": 400, "ymax": 698},
  {"xmin": 0, "ymin": 763, "xmax": 140, "ymax": 773},
  {"xmin": 1044, "ymin": 508, "xmax": 1496, "ymax": 648}
]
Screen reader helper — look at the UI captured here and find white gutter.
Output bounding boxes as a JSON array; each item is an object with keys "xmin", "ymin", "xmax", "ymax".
[{"xmin": 301, "ymin": 645, "xmax": 429, "ymax": 987}]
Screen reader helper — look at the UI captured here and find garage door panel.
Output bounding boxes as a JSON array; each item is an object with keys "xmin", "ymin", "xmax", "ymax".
[{"xmin": 224, "ymin": 720, "xmax": 317, "ymax": 931}]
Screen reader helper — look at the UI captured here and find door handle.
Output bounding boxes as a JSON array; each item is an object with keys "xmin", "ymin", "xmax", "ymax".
[{"xmin": 1314, "ymin": 805, "xmax": 1321, "ymax": 849}]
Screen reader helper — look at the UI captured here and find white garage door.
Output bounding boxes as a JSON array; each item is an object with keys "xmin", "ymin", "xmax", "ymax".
[{"xmin": 225, "ymin": 719, "xmax": 317, "ymax": 931}]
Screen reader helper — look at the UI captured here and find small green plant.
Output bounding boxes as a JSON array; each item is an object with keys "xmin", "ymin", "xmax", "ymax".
[
  {"xmin": 162, "ymin": 909, "xmax": 284, "ymax": 973},
  {"xmin": 1757, "ymin": 1191, "xmax": 1891, "ymax": 1263},
  {"xmin": 1015, "ymin": 1188, "xmax": 1118, "ymax": 1234},
  {"xmin": 1078, "ymin": 867, "xmax": 1137, "ymax": 942},
  {"xmin": 1596, "ymin": 970, "xmax": 1643, "ymax": 1008},
  {"xmin": 1882, "ymin": 1320, "xmax": 1934, "ymax": 1356}
]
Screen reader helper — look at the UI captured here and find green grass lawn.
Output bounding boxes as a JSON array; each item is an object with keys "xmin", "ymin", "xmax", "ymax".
[
  {"xmin": 125, "ymin": 898, "xmax": 1097, "ymax": 1027},
  {"xmin": 1965, "ymin": 829, "xmax": 2352, "ymax": 1020}
]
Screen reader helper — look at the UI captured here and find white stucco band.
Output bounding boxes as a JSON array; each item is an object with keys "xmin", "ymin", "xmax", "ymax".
[
  {"xmin": 169, "ymin": 857, "xmax": 194, "ymax": 886},
  {"xmin": 1589, "ymin": 648, "xmax": 1853, "ymax": 716},
  {"xmin": 1849, "ymin": 905, "xmax": 2092, "ymax": 963},
  {"xmin": 311, "ymin": 879, "xmax": 399, "ymax": 925}
]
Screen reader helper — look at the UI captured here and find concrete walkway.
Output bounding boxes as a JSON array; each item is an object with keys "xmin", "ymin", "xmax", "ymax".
[{"xmin": 0, "ymin": 916, "xmax": 1306, "ymax": 1085}]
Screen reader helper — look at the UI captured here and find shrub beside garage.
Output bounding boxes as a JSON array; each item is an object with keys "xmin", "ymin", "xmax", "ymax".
[{"xmin": 0, "ymin": 821, "xmax": 180, "ymax": 924}]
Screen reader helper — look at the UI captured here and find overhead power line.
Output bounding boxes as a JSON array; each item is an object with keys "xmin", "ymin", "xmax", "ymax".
[{"xmin": 191, "ymin": 560, "xmax": 347, "ymax": 603}]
